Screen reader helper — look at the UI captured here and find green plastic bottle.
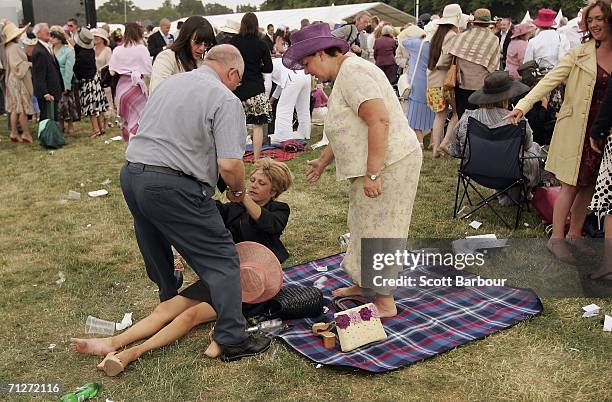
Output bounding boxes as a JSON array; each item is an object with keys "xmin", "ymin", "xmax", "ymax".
[{"xmin": 60, "ymin": 382, "xmax": 102, "ymax": 402}]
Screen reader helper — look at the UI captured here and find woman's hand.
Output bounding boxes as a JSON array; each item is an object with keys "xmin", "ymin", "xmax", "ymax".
[
  {"xmin": 590, "ymin": 137, "xmax": 603, "ymax": 154},
  {"xmin": 364, "ymin": 176, "xmax": 382, "ymax": 198},
  {"xmin": 306, "ymin": 158, "xmax": 326, "ymax": 183},
  {"xmin": 504, "ymin": 109, "xmax": 524, "ymax": 125}
]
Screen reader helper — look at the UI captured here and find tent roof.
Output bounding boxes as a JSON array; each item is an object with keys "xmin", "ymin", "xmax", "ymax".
[{"xmin": 171, "ymin": 2, "xmax": 415, "ymax": 31}]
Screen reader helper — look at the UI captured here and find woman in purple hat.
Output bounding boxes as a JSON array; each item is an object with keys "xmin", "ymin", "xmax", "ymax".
[
  {"xmin": 507, "ymin": 0, "xmax": 612, "ymax": 262},
  {"xmin": 283, "ymin": 23, "xmax": 423, "ymax": 317}
]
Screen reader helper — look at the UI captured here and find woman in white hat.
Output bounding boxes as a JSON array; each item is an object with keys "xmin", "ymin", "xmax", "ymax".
[
  {"xmin": 3, "ymin": 22, "xmax": 34, "ymax": 143},
  {"xmin": 50, "ymin": 27, "xmax": 80, "ymax": 135},
  {"xmin": 74, "ymin": 27, "xmax": 109, "ymax": 137},
  {"xmin": 92, "ymin": 28, "xmax": 117, "ymax": 128},
  {"xmin": 426, "ymin": 4, "xmax": 464, "ymax": 158}
]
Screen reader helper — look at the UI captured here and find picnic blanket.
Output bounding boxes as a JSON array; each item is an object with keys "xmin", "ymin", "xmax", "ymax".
[
  {"xmin": 243, "ymin": 139, "xmax": 307, "ymax": 163},
  {"xmin": 277, "ymin": 253, "xmax": 543, "ymax": 373}
]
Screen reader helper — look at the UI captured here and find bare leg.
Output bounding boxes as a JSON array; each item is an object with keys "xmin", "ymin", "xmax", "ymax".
[
  {"xmin": 567, "ymin": 186, "xmax": 596, "ymax": 238},
  {"xmin": 89, "ymin": 116, "xmax": 100, "ymax": 138},
  {"xmin": 97, "ymin": 114, "xmax": 106, "ymax": 134},
  {"xmin": 252, "ymin": 124, "xmax": 264, "ymax": 160},
  {"xmin": 9, "ymin": 112, "xmax": 21, "ymax": 141},
  {"xmin": 19, "ymin": 113, "xmax": 32, "ymax": 142},
  {"xmin": 431, "ymin": 110, "xmax": 447, "ymax": 158},
  {"xmin": 440, "ymin": 111, "xmax": 458, "ymax": 152},
  {"xmin": 590, "ymin": 216, "xmax": 612, "ymax": 279},
  {"xmin": 415, "ymin": 129, "xmax": 424, "ymax": 147},
  {"xmin": 112, "ymin": 302, "xmax": 217, "ymax": 367},
  {"xmin": 70, "ymin": 296, "xmax": 200, "ymax": 356},
  {"xmin": 59, "ymin": 119, "xmax": 65, "ymax": 132},
  {"xmin": 547, "ymin": 182, "xmax": 579, "ymax": 262},
  {"xmin": 373, "ymin": 294, "xmax": 397, "ymax": 318}
]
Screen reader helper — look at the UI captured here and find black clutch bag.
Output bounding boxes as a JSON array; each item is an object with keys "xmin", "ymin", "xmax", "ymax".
[{"xmin": 268, "ymin": 286, "xmax": 324, "ymax": 320}]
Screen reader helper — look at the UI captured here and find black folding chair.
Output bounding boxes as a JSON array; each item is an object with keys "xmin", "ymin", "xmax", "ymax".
[{"xmin": 453, "ymin": 117, "xmax": 530, "ymax": 229}]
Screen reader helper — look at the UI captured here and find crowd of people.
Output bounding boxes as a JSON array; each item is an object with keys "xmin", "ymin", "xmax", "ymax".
[{"xmin": 1, "ymin": 0, "xmax": 610, "ymax": 374}]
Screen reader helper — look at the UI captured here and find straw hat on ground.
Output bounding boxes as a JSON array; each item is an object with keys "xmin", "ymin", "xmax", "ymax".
[{"xmin": 237, "ymin": 242, "xmax": 283, "ymax": 304}]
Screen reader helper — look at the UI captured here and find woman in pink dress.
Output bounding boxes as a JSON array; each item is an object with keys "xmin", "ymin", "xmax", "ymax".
[
  {"xmin": 108, "ymin": 23, "xmax": 152, "ymax": 141},
  {"xmin": 505, "ymin": 23, "xmax": 536, "ymax": 80}
]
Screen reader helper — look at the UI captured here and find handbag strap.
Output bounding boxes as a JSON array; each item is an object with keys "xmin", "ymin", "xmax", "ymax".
[
  {"xmin": 47, "ymin": 101, "xmax": 54, "ymax": 120},
  {"xmin": 410, "ymin": 39, "xmax": 425, "ymax": 87},
  {"xmin": 332, "ymin": 296, "xmax": 369, "ymax": 312}
]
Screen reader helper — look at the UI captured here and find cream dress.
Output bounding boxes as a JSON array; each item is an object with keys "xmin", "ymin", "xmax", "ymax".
[{"xmin": 325, "ymin": 54, "xmax": 423, "ymax": 295}]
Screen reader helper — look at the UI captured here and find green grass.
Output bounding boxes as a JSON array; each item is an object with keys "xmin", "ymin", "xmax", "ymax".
[{"xmin": 0, "ymin": 117, "xmax": 610, "ymax": 401}]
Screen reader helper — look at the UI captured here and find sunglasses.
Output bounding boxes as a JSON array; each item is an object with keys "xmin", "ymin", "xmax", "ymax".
[{"xmin": 191, "ymin": 39, "xmax": 211, "ymax": 48}]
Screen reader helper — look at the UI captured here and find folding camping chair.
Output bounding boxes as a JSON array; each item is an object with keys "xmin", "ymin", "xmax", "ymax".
[{"xmin": 453, "ymin": 117, "xmax": 530, "ymax": 229}]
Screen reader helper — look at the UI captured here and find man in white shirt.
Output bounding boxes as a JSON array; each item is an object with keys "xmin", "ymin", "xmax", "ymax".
[{"xmin": 523, "ymin": 8, "xmax": 569, "ymax": 69}]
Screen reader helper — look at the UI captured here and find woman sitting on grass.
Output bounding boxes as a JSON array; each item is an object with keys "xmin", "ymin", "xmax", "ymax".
[{"xmin": 70, "ymin": 158, "xmax": 293, "ymax": 376}]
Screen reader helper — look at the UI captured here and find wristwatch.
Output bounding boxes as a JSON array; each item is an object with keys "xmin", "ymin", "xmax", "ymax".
[
  {"xmin": 229, "ymin": 188, "xmax": 244, "ymax": 197},
  {"xmin": 367, "ymin": 171, "xmax": 381, "ymax": 181}
]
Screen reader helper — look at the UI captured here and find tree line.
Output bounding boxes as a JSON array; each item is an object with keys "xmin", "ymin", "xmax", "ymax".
[{"xmin": 97, "ymin": 0, "xmax": 584, "ymax": 25}]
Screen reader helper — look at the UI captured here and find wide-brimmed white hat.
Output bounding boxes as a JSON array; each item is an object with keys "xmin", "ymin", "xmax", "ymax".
[
  {"xmin": 437, "ymin": 4, "xmax": 464, "ymax": 27},
  {"xmin": 75, "ymin": 27, "xmax": 94, "ymax": 49},
  {"xmin": 398, "ymin": 24, "xmax": 426, "ymax": 43},
  {"xmin": 3, "ymin": 22, "xmax": 30, "ymax": 44},
  {"xmin": 91, "ymin": 28, "xmax": 109, "ymax": 45},
  {"xmin": 219, "ymin": 19, "xmax": 240, "ymax": 34}
]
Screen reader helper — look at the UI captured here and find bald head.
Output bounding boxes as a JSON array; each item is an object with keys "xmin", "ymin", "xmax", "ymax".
[
  {"xmin": 205, "ymin": 44, "xmax": 244, "ymax": 73},
  {"xmin": 204, "ymin": 44, "xmax": 244, "ymax": 91}
]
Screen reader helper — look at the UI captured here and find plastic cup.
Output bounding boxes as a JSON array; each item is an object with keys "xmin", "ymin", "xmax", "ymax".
[{"xmin": 85, "ymin": 315, "xmax": 115, "ymax": 335}]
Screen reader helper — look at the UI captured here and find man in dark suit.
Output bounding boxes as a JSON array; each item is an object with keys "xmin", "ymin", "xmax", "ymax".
[
  {"xmin": 262, "ymin": 23, "xmax": 274, "ymax": 53},
  {"xmin": 148, "ymin": 18, "xmax": 173, "ymax": 60},
  {"xmin": 32, "ymin": 23, "xmax": 63, "ymax": 121},
  {"xmin": 496, "ymin": 18, "xmax": 513, "ymax": 70}
]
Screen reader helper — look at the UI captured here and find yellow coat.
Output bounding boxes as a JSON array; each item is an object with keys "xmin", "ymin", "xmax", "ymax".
[{"xmin": 515, "ymin": 40, "xmax": 597, "ymax": 186}]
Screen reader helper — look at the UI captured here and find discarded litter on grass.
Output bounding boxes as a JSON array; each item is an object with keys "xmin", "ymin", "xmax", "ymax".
[
  {"xmin": 55, "ymin": 272, "xmax": 66, "ymax": 285},
  {"xmin": 67, "ymin": 190, "xmax": 81, "ymax": 200},
  {"xmin": 115, "ymin": 312, "xmax": 133, "ymax": 331},
  {"xmin": 582, "ymin": 303, "xmax": 600, "ymax": 318},
  {"xmin": 101, "ymin": 179, "xmax": 111, "ymax": 186},
  {"xmin": 48, "ymin": 343, "xmax": 56, "ymax": 350},
  {"xmin": 85, "ymin": 315, "xmax": 115, "ymax": 335},
  {"xmin": 604, "ymin": 315, "xmax": 612, "ymax": 332},
  {"xmin": 88, "ymin": 189, "xmax": 108, "ymax": 198},
  {"xmin": 469, "ymin": 220, "xmax": 483, "ymax": 230}
]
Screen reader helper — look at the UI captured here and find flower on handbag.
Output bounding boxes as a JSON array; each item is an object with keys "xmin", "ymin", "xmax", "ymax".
[
  {"xmin": 335, "ymin": 314, "xmax": 350, "ymax": 329},
  {"xmin": 369, "ymin": 304, "xmax": 380, "ymax": 318},
  {"xmin": 359, "ymin": 306, "xmax": 373, "ymax": 321},
  {"xmin": 348, "ymin": 311, "xmax": 362, "ymax": 324}
]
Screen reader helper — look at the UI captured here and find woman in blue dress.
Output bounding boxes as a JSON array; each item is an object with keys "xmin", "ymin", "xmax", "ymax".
[{"xmin": 403, "ymin": 31, "xmax": 434, "ymax": 147}]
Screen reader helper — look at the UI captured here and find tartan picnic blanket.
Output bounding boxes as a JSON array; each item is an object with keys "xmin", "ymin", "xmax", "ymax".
[
  {"xmin": 277, "ymin": 253, "xmax": 543, "ymax": 373},
  {"xmin": 243, "ymin": 140, "xmax": 307, "ymax": 163}
]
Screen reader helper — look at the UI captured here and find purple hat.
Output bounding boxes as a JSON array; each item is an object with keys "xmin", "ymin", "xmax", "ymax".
[{"xmin": 282, "ymin": 23, "xmax": 349, "ymax": 70}]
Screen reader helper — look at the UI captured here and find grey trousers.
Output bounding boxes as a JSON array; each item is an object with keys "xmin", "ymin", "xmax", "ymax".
[{"xmin": 120, "ymin": 163, "xmax": 248, "ymax": 345}]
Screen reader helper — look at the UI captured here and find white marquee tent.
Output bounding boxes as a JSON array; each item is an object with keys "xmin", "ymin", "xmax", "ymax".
[{"xmin": 171, "ymin": 2, "xmax": 416, "ymax": 32}]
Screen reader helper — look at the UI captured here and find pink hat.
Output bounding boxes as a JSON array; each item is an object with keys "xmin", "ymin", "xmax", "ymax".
[
  {"xmin": 533, "ymin": 8, "xmax": 557, "ymax": 28},
  {"xmin": 282, "ymin": 22, "xmax": 349, "ymax": 70},
  {"xmin": 511, "ymin": 23, "xmax": 536, "ymax": 39},
  {"xmin": 237, "ymin": 242, "xmax": 283, "ymax": 304}
]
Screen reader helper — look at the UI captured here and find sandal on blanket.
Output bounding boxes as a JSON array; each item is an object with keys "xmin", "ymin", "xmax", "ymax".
[{"xmin": 98, "ymin": 352, "xmax": 125, "ymax": 376}]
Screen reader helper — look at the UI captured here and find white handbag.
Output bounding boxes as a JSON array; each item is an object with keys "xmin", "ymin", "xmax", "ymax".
[
  {"xmin": 334, "ymin": 302, "xmax": 387, "ymax": 352},
  {"xmin": 398, "ymin": 39, "xmax": 425, "ymax": 99}
]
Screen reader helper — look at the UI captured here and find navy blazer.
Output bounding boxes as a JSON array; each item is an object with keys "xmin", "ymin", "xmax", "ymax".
[
  {"xmin": 31, "ymin": 42, "xmax": 64, "ymax": 99},
  {"xmin": 148, "ymin": 31, "xmax": 173, "ymax": 60},
  {"xmin": 216, "ymin": 200, "xmax": 290, "ymax": 263},
  {"xmin": 591, "ymin": 79, "xmax": 612, "ymax": 140}
]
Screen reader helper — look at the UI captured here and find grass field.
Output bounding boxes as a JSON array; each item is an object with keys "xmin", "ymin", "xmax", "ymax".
[{"xmin": 0, "ymin": 116, "xmax": 610, "ymax": 401}]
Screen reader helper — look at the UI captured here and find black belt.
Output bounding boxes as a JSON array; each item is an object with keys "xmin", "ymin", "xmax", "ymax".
[{"xmin": 127, "ymin": 161, "xmax": 190, "ymax": 177}]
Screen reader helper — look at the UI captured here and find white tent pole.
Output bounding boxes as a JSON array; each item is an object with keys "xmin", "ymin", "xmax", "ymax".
[{"xmin": 415, "ymin": 0, "xmax": 419, "ymax": 21}]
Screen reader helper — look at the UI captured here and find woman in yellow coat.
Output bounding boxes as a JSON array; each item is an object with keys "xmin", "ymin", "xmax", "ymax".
[{"xmin": 507, "ymin": 0, "xmax": 612, "ymax": 261}]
